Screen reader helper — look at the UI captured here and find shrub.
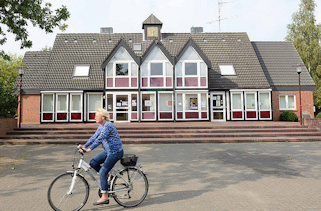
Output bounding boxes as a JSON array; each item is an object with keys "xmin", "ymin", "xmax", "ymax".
[
  {"xmin": 280, "ymin": 111, "xmax": 298, "ymax": 122},
  {"xmin": 316, "ymin": 112, "xmax": 321, "ymax": 118}
]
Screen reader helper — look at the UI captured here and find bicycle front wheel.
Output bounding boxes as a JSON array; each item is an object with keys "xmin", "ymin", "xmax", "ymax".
[
  {"xmin": 48, "ymin": 172, "xmax": 89, "ymax": 211},
  {"xmin": 112, "ymin": 167, "xmax": 149, "ymax": 207}
]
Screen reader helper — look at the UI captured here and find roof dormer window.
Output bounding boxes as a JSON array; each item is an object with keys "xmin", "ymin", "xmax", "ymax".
[
  {"xmin": 219, "ymin": 65, "xmax": 236, "ymax": 76},
  {"xmin": 74, "ymin": 65, "xmax": 90, "ymax": 77}
]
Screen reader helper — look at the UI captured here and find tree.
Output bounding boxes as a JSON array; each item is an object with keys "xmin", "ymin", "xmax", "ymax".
[
  {"xmin": 285, "ymin": 0, "xmax": 321, "ymax": 112},
  {"xmin": 42, "ymin": 45, "xmax": 52, "ymax": 51},
  {"xmin": 0, "ymin": 0, "xmax": 70, "ymax": 59},
  {"xmin": 0, "ymin": 54, "xmax": 22, "ymax": 118}
]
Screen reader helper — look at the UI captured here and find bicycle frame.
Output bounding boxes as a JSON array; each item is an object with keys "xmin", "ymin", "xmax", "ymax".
[{"xmin": 68, "ymin": 153, "xmax": 142, "ymax": 196}]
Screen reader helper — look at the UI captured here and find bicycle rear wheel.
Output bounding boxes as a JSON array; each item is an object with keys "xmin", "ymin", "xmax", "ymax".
[
  {"xmin": 112, "ymin": 167, "xmax": 148, "ymax": 207},
  {"xmin": 48, "ymin": 172, "xmax": 89, "ymax": 211}
]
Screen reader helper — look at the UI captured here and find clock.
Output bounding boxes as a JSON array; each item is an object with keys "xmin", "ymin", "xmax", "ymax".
[{"xmin": 147, "ymin": 27, "xmax": 158, "ymax": 37}]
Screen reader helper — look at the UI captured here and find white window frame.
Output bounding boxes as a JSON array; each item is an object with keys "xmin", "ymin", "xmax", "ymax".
[
  {"xmin": 176, "ymin": 62, "xmax": 208, "ymax": 89},
  {"xmin": 55, "ymin": 93, "xmax": 69, "ymax": 122},
  {"xmin": 244, "ymin": 92, "xmax": 258, "ymax": 120},
  {"xmin": 41, "ymin": 93, "xmax": 55, "ymax": 122},
  {"xmin": 230, "ymin": 92, "xmax": 244, "ymax": 120},
  {"xmin": 210, "ymin": 92, "xmax": 226, "ymax": 122},
  {"xmin": 158, "ymin": 91, "xmax": 174, "ymax": 121},
  {"xmin": 74, "ymin": 65, "xmax": 90, "ymax": 77},
  {"xmin": 141, "ymin": 61, "xmax": 172, "ymax": 89},
  {"xmin": 175, "ymin": 90, "xmax": 209, "ymax": 121},
  {"xmin": 258, "ymin": 91, "xmax": 272, "ymax": 120},
  {"xmin": 87, "ymin": 93, "xmax": 103, "ymax": 122},
  {"xmin": 70, "ymin": 93, "xmax": 83, "ymax": 122},
  {"xmin": 141, "ymin": 91, "xmax": 157, "ymax": 121},
  {"xmin": 279, "ymin": 94, "xmax": 296, "ymax": 110},
  {"xmin": 219, "ymin": 64, "xmax": 236, "ymax": 76}
]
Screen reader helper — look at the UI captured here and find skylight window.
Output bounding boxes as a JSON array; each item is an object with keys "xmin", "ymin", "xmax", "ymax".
[
  {"xmin": 219, "ymin": 65, "xmax": 236, "ymax": 76},
  {"xmin": 133, "ymin": 43, "xmax": 142, "ymax": 51},
  {"xmin": 74, "ymin": 65, "xmax": 90, "ymax": 77}
]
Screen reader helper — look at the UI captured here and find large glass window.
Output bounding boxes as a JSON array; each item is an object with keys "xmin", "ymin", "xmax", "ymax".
[
  {"xmin": 159, "ymin": 93, "xmax": 172, "ymax": 112},
  {"xmin": 71, "ymin": 95, "xmax": 81, "ymax": 111},
  {"xmin": 279, "ymin": 94, "xmax": 295, "ymax": 110},
  {"xmin": 89, "ymin": 94, "xmax": 102, "ymax": 111},
  {"xmin": 116, "ymin": 63, "xmax": 128, "ymax": 76},
  {"xmin": 43, "ymin": 94, "xmax": 54, "ymax": 112},
  {"xmin": 260, "ymin": 93, "xmax": 271, "ymax": 109},
  {"xmin": 246, "ymin": 93, "xmax": 255, "ymax": 109},
  {"xmin": 185, "ymin": 94, "xmax": 198, "ymax": 110},
  {"xmin": 57, "ymin": 95, "xmax": 67, "ymax": 111},
  {"xmin": 185, "ymin": 63, "xmax": 197, "ymax": 75},
  {"xmin": 232, "ymin": 93, "xmax": 242, "ymax": 110},
  {"xmin": 151, "ymin": 63, "xmax": 163, "ymax": 75}
]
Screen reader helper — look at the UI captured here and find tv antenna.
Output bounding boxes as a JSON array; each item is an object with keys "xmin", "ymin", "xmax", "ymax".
[{"xmin": 207, "ymin": 0, "xmax": 235, "ymax": 32}]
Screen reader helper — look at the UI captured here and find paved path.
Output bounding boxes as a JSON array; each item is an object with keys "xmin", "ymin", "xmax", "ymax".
[{"xmin": 1, "ymin": 142, "xmax": 321, "ymax": 210}]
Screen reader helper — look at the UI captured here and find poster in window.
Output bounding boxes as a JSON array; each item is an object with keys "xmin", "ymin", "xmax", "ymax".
[
  {"xmin": 145, "ymin": 100, "xmax": 152, "ymax": 107},
  {"xmin": 122, "ymin": 101, "xmax": 128, "ymax": 107},
  {"xmin": 190, "ymin": 98, "xmax": 198, "ymax": 110},
  {"xmin": 116, "ymin": 102, "xmax": 122, "ymax": 107},
  {"xmin": 167, "ymin": 101, "xmax": 172, "ymax": 107},
  {"xmin": 132, "ymin": 100, "xmax": 136, "ymax": 106},
  {"xmin": 108, "ymin": 104, "xmax": 112, "ymax": 110}
]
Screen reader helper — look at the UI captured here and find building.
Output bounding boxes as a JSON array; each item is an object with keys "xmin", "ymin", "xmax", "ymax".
[{"xmin": 19, "ymin": 14, "xmax": 315, "ymax": 124}]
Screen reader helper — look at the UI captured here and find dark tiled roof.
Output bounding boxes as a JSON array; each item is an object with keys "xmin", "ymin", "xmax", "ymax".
[
  {"xmin": 142, "ymin": 14, "xmax": 163, "ymax": 28},
  {"xmin": 252, "ymin": 41, "xmax": 315, "ymax": 87},
  {"xmin": 22, "ymin": 32, "xmax": 287, "ymax": 91},
  {"xmin": 21, "ymin": 51, "xmax": 51, "ymax": 90}
]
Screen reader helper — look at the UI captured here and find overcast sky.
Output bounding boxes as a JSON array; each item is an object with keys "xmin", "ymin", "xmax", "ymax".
[{"xmin": 2, "ymin": 0, "xmax": 321, "ymax": 57}]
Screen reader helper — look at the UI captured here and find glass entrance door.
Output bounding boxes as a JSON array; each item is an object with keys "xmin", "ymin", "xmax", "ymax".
[
  {"xmin": 115, "ymin": 94, "xmax": 129, "ymax": 122},
  {"xmin": 211, "ymin": 92, "xmax": 225, "ymax": 122}
]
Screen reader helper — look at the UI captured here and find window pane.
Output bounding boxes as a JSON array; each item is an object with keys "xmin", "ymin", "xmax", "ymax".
[
  {"xmin": 159, "ymin": 93, "xmax": 172, "ymax": 111},
  {"xmin": 142, "ymin": 94, "xmax": 155, "ymax": 111},
  {"xmin": 74, "ymin": 65, "xmax": 90, "ymax": 76},
  {"xmin": 116, "ymin": 63, "xmax": 128, "ymax": 76},
  {"xmin": 166, "ymin": 62, "xmax": 173, "ymax": 76},
  {"xmin": 186, "ymin": 94, "xmax": 198, "ymax": 110},
  {"xmin": 220, "ymin": 65, "xmax": 236, "ymax": 76},
  {"xmin": 142, "ymin": 63, "xmax": 148, "ymax": 76},
  {"xmin": 89, "ymin": 94, "xmax": 101, "ymax": 111},
  {"xmin": 131, "ymin": 94, "xmax": 137, "ymax": 111},
  {"xmin": 280, "ymin": 96, "xmax": 286, "ymax": 109},
  {"xmin": 107, "ymin": 94, "xmax": 113, "ymax": 111},
  {"xmin": 107, "ymin": 63, "xmax": 113, "ymax": 77},
  {"xmin": 57, "ymin": 95, "xmax": 67, "ymax": 111},
  {"xmin": 72, "ymin": 95, "xmax": 81, "ymax": 111},
  {"xmin": 131, "ymin": 63, "xmax": 138, "ymax": 77},
  {"xmin": 43, "ymin": 94, "xmax": 53, "ymax": 112},
  {"xmin": 200, "ymin": 62, "xmax": 207, "ymax": 76},
  {"xmin": 177, "ymin": 94, "xmax": 183, "ymax": 111},
  {"xmin": 185, "ymin": 63, "xmax": 197, "ymax": 75},
  {"xmin": 201, "ymin": 93, "xmax": 207, "ymax": 111},
  {"xmin": 260, "ymin": 93, "xmax": 270, "ymax": 109},
  {"xmin": 288, "ymin": 95, "xmax": 295, "ymax": 109},
  {"xmin": 176, "ymin": 62, "xmax": 182, "ymax": 76},
  {"xmin": 246, "ymin": 93, "xmax": 255, "ymax": 109},
  {"xmin": 151, "ymin": 63, "xmax": 163, "ymax": 75},
  {"xmin": 232, "ymin": 94, "xmax": 241, "ymax": 110}
]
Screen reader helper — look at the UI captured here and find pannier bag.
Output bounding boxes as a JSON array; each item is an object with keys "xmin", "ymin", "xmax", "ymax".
[{"xmin": 121, "ymin": 154, "xmax": 138, "ymax": 167}]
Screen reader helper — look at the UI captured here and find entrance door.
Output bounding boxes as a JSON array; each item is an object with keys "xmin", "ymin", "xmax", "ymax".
[
  {"xmin": 115, "ymin": 94, "xmax": 129, "ymax": 122},
  {"xmin": 211, "ymin": 92, "xmax": 226, "ymax": 122}
]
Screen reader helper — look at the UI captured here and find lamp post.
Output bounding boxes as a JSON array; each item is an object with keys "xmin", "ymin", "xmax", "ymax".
[
  {"xmin": 18, "ymin": 66, "xmax": 26, "ymax": 128},
  {"xmin": 296, "ymin": 64, "xmax": 302, "ymax": 125}
]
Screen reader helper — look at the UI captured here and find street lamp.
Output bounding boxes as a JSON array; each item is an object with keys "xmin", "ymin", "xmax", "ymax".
[
  {"xmin": 18, "ymin": 66, "xmax": 26, "ymax": 128},
  {"xmin": 296, "ymin": 64, "xmax": 302, "ymax": 125}
]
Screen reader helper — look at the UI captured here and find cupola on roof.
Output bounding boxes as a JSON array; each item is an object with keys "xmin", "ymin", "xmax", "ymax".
[{"xmin": 142, "ymin": 14, "xmax": 163, "ymax": 29}]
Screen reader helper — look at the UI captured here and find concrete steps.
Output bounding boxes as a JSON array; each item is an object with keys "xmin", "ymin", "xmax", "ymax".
[{"xmin": 1, "ymin": 123, "xmax": 321, "ymax": 144}]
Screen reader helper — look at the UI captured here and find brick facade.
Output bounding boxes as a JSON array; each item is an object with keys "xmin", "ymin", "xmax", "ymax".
[
  {"xmin": 272, "ymin": 91, "xmax": 314, "ymax": 121},
  {"xmin": 21, "ymin": 94, "xmax": 41, "ymax": 124},
  {"xmin": 0, "ymin": 118, "xmax": 17, "ymax": 135}
]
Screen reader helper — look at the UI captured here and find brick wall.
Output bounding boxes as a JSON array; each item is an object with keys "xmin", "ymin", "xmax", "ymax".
[
  {"xmin": 20, "ymin": 94, "xmax": 41, "ymax": 124},
  {"xmin": 272, "ymin": 90, "xmax": 314, "ymax": 121},
  {"xmin": 0, "ymin": 118, "xmax": 17, "ymax": 135}
]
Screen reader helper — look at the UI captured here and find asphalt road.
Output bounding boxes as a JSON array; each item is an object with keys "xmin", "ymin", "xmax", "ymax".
[{"xmin": 1, "ymin": 142, "xmax": 321, "ymax": 210}]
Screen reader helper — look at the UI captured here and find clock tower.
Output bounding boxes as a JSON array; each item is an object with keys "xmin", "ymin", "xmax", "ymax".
[{"xmin": 142, "ymin": 14, "xmax": 163, "ymax": 40}]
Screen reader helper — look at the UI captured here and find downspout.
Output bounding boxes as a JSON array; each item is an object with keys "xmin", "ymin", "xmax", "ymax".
[
  {"xmin": 173, "ymin": 56, "xmax": 176, "ymax": 122},
  {"xmin": 138, "ymin": 57, "xmax": 141, "ymax": 122}
]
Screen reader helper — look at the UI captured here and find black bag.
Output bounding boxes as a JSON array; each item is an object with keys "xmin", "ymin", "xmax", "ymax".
[{"xmin": 121, "ymin": 154, "xmax": 138, "ymax": 167}]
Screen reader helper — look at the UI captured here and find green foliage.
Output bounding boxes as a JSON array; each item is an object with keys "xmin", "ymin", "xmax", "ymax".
[
  {"xmin": 280, "ymin": 111, "xmax": 298, "ymax": 122},
  {"xmin": 286, "ymin": 0, "xmax": 321, "ymax": 111},
  {"xmin": 316, "ymin": 112, "xmax": 321, "ymax": 118},
  {"xmin": 42, "ymin": 46, "xmax": 52, "ymax": 51},
  {"xmin": 0, "ymin": 54, "xmax": 22, "ymax": 118},
  {"xmin": 0, "ymin": 0, "xmax": 70, "ymax": 59}
]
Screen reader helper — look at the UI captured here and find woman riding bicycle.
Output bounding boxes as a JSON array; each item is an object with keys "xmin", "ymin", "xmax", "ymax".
[{"xmin": 79, "ymin": 108, "xmax": 124, "ymax": 206}]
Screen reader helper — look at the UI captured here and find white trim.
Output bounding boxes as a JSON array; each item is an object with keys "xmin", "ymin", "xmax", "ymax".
[
  {"xmin": 141, "ymin": 91, "xmax": 157, "ymax": 121},
  {"xmin": 158, "ymin": 91, "xmax": 174, "ymax": 121},
  {"xmin": 230, "ymin": 92, "xmax": 244, "ymax": 120},
  {"xmin": 55, "ymin": 93, "xmax": 69, "ymax": 122},
  {"xmin": 244, "ymin": 92, "xmax": 258, "ymax": 120},
  {"xmin": 230, "ymin": 89, "xmax": 272, "ymax": 92},
  {"xmin": 70, "ymin": 93, "xmax": 83, "ymax": 122},
  {"xmin": 41, "ymin": 91, "xmax": 84, "ymax": 93},
  {"xmin": 175, "ymin": 61, "xmax": 208, "ymax": 89},
  {"xmin": 141, "ymin": 61, "xmax": 173, "ymax": 89},
  {"xmin": 279, "ymin": 94, "xmax": 296, "ymax": 110},
  {"xmin": 258, "ymin": 91, "xmax": 272, "ymax": 120},
  {"xmin": 210, "ymin": 92, "xmax": 226, "ymax": 122},
  {"xmin": 41, "ymin": 93, "xmax": 55, "ymax": 122}
]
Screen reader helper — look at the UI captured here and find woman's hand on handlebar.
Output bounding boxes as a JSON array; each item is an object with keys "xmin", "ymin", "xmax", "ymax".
[{"xmin": 77, "ymin": 144, "xmax": 91, "ymax": 153}]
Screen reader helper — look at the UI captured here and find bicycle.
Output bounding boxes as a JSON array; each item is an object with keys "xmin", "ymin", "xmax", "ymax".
[{"xmin": 47, "ymin": 145, "xmax": 149, "ymax": 211}]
